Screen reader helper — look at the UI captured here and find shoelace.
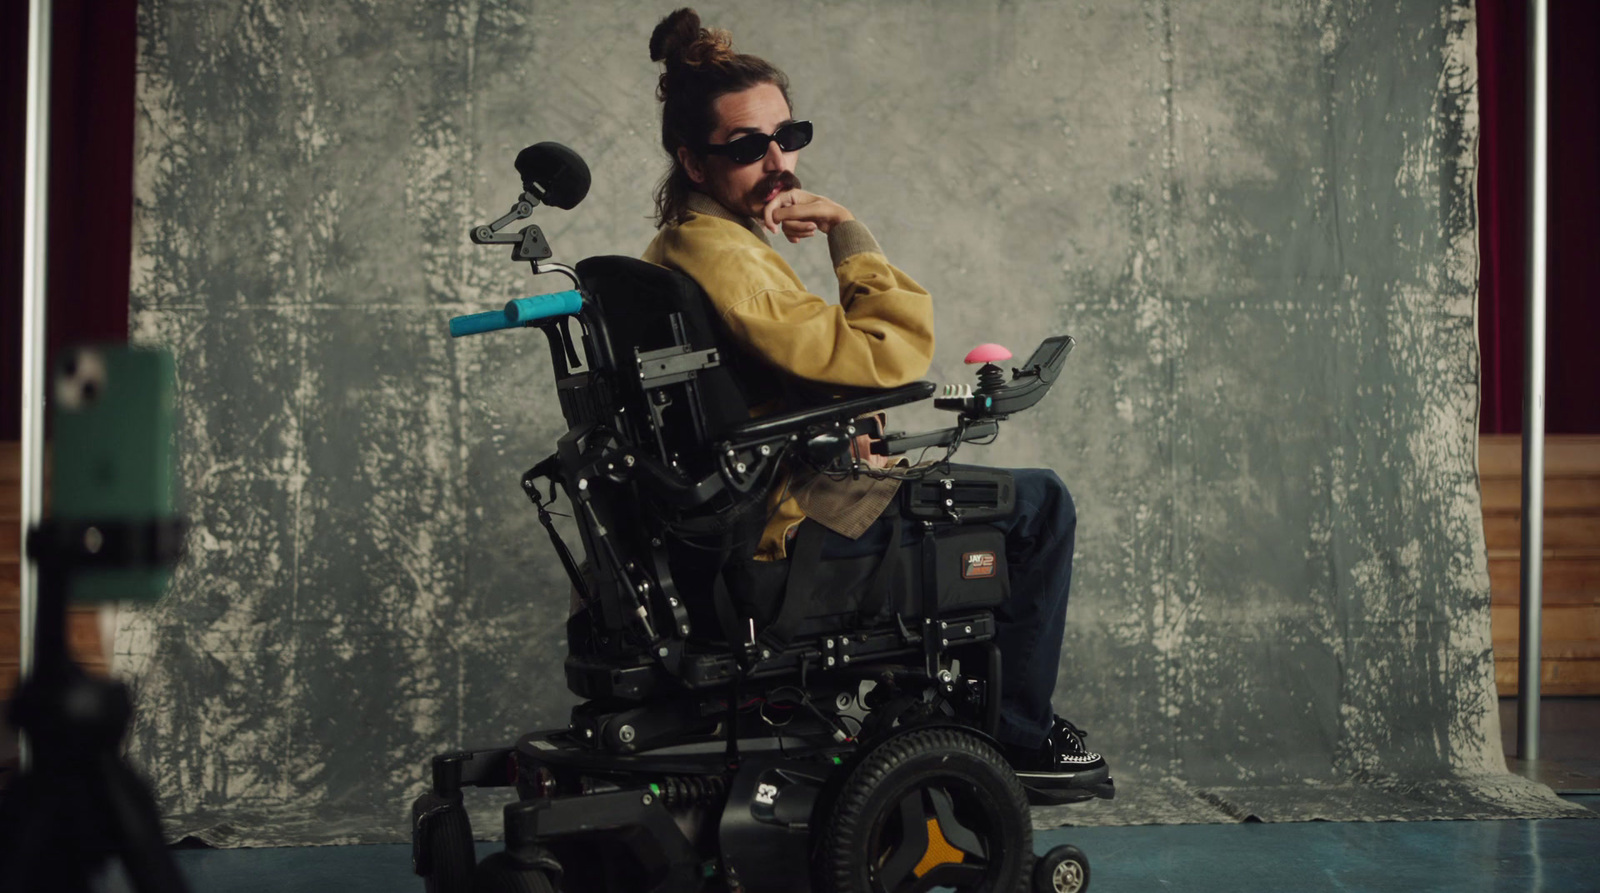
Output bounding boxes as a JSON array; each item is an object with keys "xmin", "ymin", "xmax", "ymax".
[
  {"xmin": 1051, "ymin": 718, "xmax": 1100, "ymax": 760},
  {"xmin": 1055, "ymin": 717, "xmax": 1089, "ymax": 739}
]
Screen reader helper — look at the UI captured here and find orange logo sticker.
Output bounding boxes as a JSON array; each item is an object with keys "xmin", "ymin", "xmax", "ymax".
[{"xmin": 962, "ymin": 551, "xmax": 997, "ymax": 579}]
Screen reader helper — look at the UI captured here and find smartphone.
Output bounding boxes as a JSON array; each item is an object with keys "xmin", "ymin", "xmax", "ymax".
[{"xmin": 51, "ymin": 345, "xmax": 178, "ymax": 603}]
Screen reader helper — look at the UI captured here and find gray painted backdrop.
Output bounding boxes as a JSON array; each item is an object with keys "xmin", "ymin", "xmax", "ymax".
[{"xmin": 121, "ymin": 0, "xmax": 1585, "ymax": 845}]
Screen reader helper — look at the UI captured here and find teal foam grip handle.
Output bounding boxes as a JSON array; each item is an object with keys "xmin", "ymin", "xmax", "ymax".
[
  {"xmin": 448, "ymin": 290, "xmax": 583, "ymax": 338},
  {"xmin": 505, "ymin": 290, "xmax": 583, "ymax": 324},
  {"xmin": 449, "ymin": 309, "xmax": 515, "ymax": 338}
]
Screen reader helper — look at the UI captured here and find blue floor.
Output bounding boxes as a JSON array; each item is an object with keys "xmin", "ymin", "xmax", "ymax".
[
  {"xmin": 1034, "ymin": 798, "xmax": 1600, "ymax": 893},
  {"xmin": 169, "ymin": 797, "xmax": 1600, "ymax": 893}
]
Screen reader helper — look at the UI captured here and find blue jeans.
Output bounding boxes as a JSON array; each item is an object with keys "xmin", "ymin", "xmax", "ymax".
[{"xmin": 817, "ymin": 468, "xmax": 1075, "ymax": 749}]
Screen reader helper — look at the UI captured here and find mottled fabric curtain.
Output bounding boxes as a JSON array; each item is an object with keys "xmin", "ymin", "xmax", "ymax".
[{"xmin": 119, "ymin": 0, "xmax": 1587, "ymax": 846}]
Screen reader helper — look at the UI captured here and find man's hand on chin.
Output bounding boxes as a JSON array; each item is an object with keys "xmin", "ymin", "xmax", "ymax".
[{"xmin": 763, "ymin": 189, "xmax": 855, "ymax": 243}]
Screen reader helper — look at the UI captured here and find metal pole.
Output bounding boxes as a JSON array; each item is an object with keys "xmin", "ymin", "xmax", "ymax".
[
  {"xmin": 19, "ymin": 0, "xmax": 55, "ymax": 672},
  {"xmin": 1516, "ymin": 0, "xmax": 1549, "ymax": 762}
]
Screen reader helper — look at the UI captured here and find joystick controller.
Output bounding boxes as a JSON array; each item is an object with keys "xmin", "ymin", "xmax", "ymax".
[
  {"xmin": 934, "ymin": 337, "xmax": 1076, "ymax": 419},
  {"xmin": 935, "ymin": 343, "xmax": 1013, "ymax": 415}
]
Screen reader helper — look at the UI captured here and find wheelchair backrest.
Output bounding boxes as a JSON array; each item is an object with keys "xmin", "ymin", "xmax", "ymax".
[
  {"xmin": 529, "ymin": 256, "xmax": 780, "ymax": 652},
  {"xmin": 572, "ymin": 256, "xmax": 781, "ymax": 475}
]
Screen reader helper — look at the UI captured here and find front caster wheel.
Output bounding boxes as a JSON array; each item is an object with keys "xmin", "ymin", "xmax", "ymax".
[
  {"xmin": 470, "ymin": 851, "xmax": 559, "ymax": 893},
  {"xmin": 414, "ymin": 794, "xmax": 476, "ymax": 893},
  {"xmin": 1032, "ymin": 844, "xmax": 1089, "ymax": 893}
]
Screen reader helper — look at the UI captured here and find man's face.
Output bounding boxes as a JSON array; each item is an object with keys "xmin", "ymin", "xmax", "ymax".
[{"xmin": 680, "ymin": 81, "xmax": 801, "ymax": 218}]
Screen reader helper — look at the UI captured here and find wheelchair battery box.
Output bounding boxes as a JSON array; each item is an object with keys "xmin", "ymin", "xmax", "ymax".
[
  {"xmin": 901, "ymin": 465, "xmax": 1015, "ymax": 523},
  {"xmin": 870, "ymin": 524, "xmax": 1009, "ymax": 620},
  {"xmin": 747, "ymin": 524, "xmax": 1010, "ymax": 643},
  {"xmin": 671, "ymin": 524, "xmax": 1009, "ymax": 649}
]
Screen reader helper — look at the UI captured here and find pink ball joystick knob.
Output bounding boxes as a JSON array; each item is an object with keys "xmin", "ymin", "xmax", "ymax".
[
  {"xmin": 964, "ymin": 343, "xmax": 1012, "ymax": 396},
  {"xmin": 964, "ymin": 343, "xmax": 1012, "ymax": 365}
]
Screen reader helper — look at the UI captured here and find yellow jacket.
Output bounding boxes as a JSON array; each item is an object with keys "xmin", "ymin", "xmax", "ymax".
[{"xmin": 642, "ymin": 192, "xmax": 935, "ymax": 558}]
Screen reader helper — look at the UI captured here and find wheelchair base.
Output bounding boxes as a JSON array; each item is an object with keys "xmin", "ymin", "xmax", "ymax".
[
  {"xmin": 415, "ymin": 717, "xmax": 1113, "ymax": 893},
  {"xmin": 415, "ymin": 727, "xmax": 845, "ymax": 893}
]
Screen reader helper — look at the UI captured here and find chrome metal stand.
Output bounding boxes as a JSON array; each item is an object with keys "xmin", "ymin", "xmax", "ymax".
[{"xmin": 1516, "ymin": 0, "xmax": 1549, "ymax": 762}]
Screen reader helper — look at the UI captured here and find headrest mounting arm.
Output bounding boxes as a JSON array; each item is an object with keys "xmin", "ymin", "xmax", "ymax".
[{"xmin": 470, "ymin": 193, "xmax": 541, "ymax": 244}]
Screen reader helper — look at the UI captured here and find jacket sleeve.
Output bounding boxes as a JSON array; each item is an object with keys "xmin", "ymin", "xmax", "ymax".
[{"xmin": 662, "ymin": 218, "xmax": 935, "ymax": 390}]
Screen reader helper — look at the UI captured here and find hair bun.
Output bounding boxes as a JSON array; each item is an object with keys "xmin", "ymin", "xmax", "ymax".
[
  {"xmin": 650, "ymin": 8, "xmax": 702, "ymax": 64},
  {"xmin": 649, "ymin": 7, "xmax": 735, "ymax": 69}
]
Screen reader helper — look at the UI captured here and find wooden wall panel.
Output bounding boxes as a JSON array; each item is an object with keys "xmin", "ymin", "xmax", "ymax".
[
  {"xmin": 1484, "ymin": 435, "xmax": 1600, "ymax": 695},
  {"xmin": 0, "ymin": 444, "xmax": 107, "ymax": 711}
]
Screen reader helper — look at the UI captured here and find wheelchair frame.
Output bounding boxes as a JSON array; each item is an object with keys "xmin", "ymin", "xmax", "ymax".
[{"xmin": 412, "ymin": 144, "xmax": 1107, "ymax": 893}]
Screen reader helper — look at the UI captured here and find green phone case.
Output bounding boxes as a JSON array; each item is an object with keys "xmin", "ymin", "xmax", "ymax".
[{"xmin": 51, "ymin": 345, "xmax": 178, "ymax": 603}]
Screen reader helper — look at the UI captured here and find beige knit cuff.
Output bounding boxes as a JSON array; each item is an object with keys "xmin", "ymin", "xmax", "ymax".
[{"xmin": 828, "ymin": 220, "xmax": 882, "ymax": 267}]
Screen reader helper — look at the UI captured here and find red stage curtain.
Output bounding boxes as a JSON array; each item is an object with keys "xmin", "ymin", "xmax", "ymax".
[
  {"xmin": 1545, "ymin": 0, "xmax": 1600, "ymax": 434},
  {"xmin": 0, "ymin": 0, "xmax": 136, "ymax": 441},
  {"xmin": 1476, "ymin": 0, "xmax": 1600, "ymax": 435}
]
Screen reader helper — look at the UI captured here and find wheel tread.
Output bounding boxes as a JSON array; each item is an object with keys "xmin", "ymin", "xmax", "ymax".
[
  {"xmin": 818, "ymin": 726, "xmax": 1032, "ymax": 893},
  {"xmin": 422, "ymin": 800, "xmax": 476, "ymax": 893},
  {"xmin": 470, "ymin": 851, "xmax": 558, "ymax": 893}
]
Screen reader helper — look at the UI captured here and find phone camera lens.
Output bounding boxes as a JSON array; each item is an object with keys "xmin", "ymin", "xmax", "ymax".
[{"xmin": 55, "ymin": 348, "xmax": 107, "ymax": 411}]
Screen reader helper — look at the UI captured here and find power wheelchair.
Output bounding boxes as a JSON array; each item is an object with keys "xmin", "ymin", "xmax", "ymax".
[{"xmin": 411, "ymin": 143, "xmax": 1111, "ymax": 893}]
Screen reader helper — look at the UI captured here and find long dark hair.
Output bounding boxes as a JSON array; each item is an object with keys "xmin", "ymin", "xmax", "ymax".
[{"xmin": 649, "ymin": 8, "xmax": 791, "ymax": 228}]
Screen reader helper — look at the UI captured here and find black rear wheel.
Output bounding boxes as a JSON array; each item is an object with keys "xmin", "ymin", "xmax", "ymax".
[{"xmin": 817, "ymin": 727, "xmax": 1032, "ymax": 893}]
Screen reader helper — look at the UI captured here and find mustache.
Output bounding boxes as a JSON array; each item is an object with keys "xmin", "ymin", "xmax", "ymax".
[{"xmin": 754, "ymin": 170, "xmax": 802, "ymax": 199}]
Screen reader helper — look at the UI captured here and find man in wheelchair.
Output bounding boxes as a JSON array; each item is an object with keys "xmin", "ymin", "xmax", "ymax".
[
  {"xmin": 412, "ymin": 9, "xmax": 1109, "ymax": 893},
  {"xmin": 641, "ymin": 9, "xmax": 1105, "ymax": 787}
]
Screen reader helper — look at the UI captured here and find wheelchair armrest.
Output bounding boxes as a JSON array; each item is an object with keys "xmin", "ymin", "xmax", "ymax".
[
  {"xmin": 873, "ymin": 419, "xmax": 1000, "ymax": 456},
  {"xmin": 722, "ymin": 381, "xmax": 936, "ymax": 442}
]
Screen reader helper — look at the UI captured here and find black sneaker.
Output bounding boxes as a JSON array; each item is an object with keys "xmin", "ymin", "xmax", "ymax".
[{"xmin": 1005, "ymin": 716, "xmax": 1113, "ymax": 806}]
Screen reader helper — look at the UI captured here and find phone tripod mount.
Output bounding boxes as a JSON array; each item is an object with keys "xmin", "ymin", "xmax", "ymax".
[{"xmin": 0, "ymin": 517, "xmax": 190, "ymax": 893}]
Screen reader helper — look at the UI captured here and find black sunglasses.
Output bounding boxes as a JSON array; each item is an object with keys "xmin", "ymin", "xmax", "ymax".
[{"xmin": 701, "ymin": 120, "xmax": 814, "ymax": 165}]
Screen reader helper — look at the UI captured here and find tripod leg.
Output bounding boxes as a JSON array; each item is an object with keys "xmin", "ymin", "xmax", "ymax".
[
  {"xmin": 0, "ymin": 769, "xmax": 97, "ymax": 893},
  {"xmin": 99, "ymin": 752, "xmax": 192, "ymax": 893}
]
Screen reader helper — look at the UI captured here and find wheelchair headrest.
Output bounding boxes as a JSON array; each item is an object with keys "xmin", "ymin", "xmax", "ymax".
[{"xmin": 515, "ymin": 142, "xmax": 591, "ymax": 210}]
